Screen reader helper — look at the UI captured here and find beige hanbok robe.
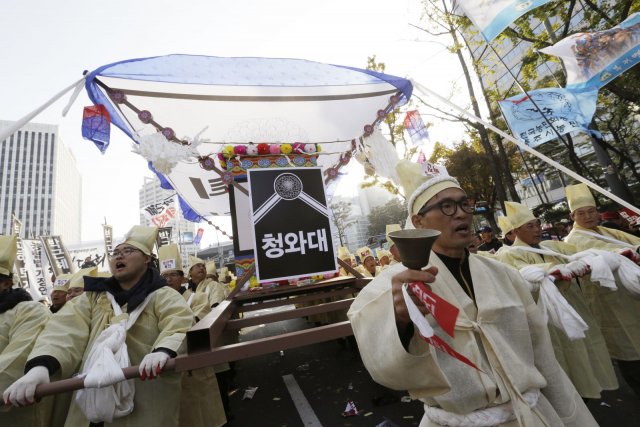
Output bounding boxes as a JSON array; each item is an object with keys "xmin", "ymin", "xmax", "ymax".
[
  {"xmin": 565, "ymin": 224, "xmax": 640, "ymax": 360},
  {"xmin": 348, "ymin": 254, "xmax": 596, "ymax": 426},
  {"xmin": 195, "ymin": 278, "xmax": 227, "ymax": 308},
  {"xmin": 496, "ymin": 238, "xmax": 617, "ymax": 398},
  {"xmin": 0, "ymin": 301, "xmax": 52, "ymax": 427},
  {"xmin": 355, "ymin": 265, "xmax": 382, "ymax": 278},
  {"xmin": 27, "ymin": 287, "xmax": 193, "ymax": 427},
  {"xmin": 178, "ymin": 289, "xmax": 226, "ymax": 427}
]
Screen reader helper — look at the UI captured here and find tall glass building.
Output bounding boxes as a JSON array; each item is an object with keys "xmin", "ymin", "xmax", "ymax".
[{"xmin": 0, "ymin": 120, "xmax": 82, "ymax": 243}]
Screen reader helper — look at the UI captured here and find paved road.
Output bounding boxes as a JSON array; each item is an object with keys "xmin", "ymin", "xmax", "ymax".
[{"xmin": 224, "ymin": 308, "xmax": 639, "ymax": 426}]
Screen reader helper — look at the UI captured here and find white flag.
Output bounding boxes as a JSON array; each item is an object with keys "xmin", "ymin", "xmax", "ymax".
[{"xmin": 457, "ymin": 0, "xmax": 552, "ymax": 42}]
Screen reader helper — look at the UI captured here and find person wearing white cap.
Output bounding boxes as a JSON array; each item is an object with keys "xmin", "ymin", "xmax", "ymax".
[
  {"xmin": 65, "ymin": 267, "xmax": 98, "ymax": 302},
  {"xmin": 355, "ymin": 246, "xmax": 381, "ymax": 277},
  {"xmin": 377, "ymin": 249, "xmax": 392, "ymax": 269},
  {"xmin": 496, "ymin": 202, "xmax": 618, "ymax": 399},
  {"xmin": 337, "ymin": 246, "xmax": 355, "ymax": 276},
  {"xmin": 49, "ymin": 274, "xmax": 71, "ymax": 314},
  {"xmin": 563, "ymin": 183, "xmax": 640, "ymax": 396},
  {"xmin": 348, "ymin": 160, "xmax": 596, "ymax": 426},
  {"xmin": 3, "ymin": 226, "xmax": 194, "ymax": 427},
  {"xmin": 187, "ymin": 256, "xmax": 226, "ymax": 308},
  {"xmin": 0, "ymin": 235, "xmax": 53, "ymax": 426}
]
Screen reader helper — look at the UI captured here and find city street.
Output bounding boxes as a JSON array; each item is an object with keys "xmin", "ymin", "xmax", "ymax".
[{"xmin": 224, "ymin": 307, "xmax": 640, "ymax": 426}]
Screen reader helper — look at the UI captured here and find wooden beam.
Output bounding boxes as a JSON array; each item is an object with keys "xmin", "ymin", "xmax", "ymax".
[{"xmin": 227, "ymin": 299, "xmax": 354, "ymax": 330}]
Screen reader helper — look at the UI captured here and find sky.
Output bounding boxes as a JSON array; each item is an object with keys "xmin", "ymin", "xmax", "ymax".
[{"xmin": 0, "ymin": 0, "xmax": 469, "ymax": 248}]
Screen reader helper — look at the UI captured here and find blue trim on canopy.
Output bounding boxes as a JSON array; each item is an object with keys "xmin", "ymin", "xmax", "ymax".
[{"xmin": 84, "ymin": 54, "xmax": 414, "ymax": 222}]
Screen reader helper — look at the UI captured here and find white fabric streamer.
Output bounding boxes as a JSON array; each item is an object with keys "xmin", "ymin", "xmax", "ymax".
[
  {"xmin": 571, "ymin": 229, "xmax": 636, "ymax": 249},
  {"xmin": 75, "ymin": 293, "xmax": 152, "ymax": 423},
  {"xmin": 363, "ymin": 129, "xmax": 401, "ymax": 184},
  {"xmin": 518, "ymin": 266, "xmax": 588, "ymax": 340},
  {"xmin": 423, "ymin": 390, "xmax": 540, "ymax": 427},
  {"xmin": 568, "ymin": 250, "xmax": 617, "ymax": 290},
  {"xmin": 571, "ymin": 249, "xmax": 640, "ymax": 296},
  {"xmin": 402, "ymin": 284, "xmax": 436, "ymax": 338}
]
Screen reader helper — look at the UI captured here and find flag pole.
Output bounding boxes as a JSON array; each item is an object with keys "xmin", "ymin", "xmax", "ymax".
[{"xmin": 410, "ymin": 80, "xmax": 640, "ymax": 216}]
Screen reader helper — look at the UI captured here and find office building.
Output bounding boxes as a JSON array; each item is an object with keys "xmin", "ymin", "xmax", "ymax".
[{"xmin": 0, "ymin": 120, "xmax": 82, "ymax": 243}]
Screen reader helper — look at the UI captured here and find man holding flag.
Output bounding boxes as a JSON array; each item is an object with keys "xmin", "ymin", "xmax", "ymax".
[{"xmin": 348, "ymin": 160, "xmax": 595, "ymax": 426}]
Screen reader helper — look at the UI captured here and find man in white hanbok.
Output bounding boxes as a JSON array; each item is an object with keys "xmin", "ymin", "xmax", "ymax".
[{"xmin": 348, "ymin": 161, "xmax": 596, "ymax": 426}]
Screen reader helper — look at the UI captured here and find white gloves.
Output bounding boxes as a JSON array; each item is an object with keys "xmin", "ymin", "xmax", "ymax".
[
  {"xmin": 3, "ymin": 366, "xmax": 50, "ymax": 406},
  {"xmin": 138, "ymin": 351, "xmax": 170, "ymax": 380},
  {"xmin": 565, "ymin": 260, "xmax": 590, "ymax": 277}
]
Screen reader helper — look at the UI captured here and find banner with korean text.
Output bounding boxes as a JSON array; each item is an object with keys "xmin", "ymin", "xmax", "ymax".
[
  {"xmin": 142, "ymin": 197, "xmax": 177, "ymax": 228},
  {"xmin": 11, "ymin": 215, "xmax": 29, "ymax": 290},
  {"xmin": 156, "ymin": 227, "xmax": 173, "ymax": 248},
  {"xmin": 40, "ymin": 236, "xmax": 74, "ymax": 276},
  {"xmin": 248, "ymin": 168, "xmax": 337, "ymax": 282},
  {"xmin": 497, "ymin": 88, "xmax": 598, "ymax": 148},
  {"xmin": 23, "ymin": 239, "xmax": 53, "ymax": 299},
  {"xmin": 103, "ymin": 224, "xmax": 114, "ymax": 260}
]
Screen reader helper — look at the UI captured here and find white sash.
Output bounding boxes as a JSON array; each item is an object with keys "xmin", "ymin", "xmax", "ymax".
[
  {"xmin": 75, "ymin": 292, "xmax": 153, "ymax": 423},
  {"xmin": 572, "ymin": 229, "xmax": 636, "ymax": 249},
  {"xmin": 508, "ymin": 245, "xmax": 570, "ymax": 260}
]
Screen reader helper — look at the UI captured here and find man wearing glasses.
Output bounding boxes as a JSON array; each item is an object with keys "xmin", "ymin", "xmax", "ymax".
[
  {"xmin": 4, "ymin": 226, "xmax": 194, "ymax": 427},
  {"xmin": 349, "ymin": 160, "xmax": 595, "ymax": 426},
  {"xmin": 563, "ymin": 183, "xmax": 640, "ymax": 397}
]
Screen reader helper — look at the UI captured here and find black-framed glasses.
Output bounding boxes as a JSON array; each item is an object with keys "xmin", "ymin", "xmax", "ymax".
[
  {"xmin": 111, "ymin": 247, "xmax": 141, "ymax": 258},
  {"xmin": 417, "ymin": 197, "xmax": 476, "ymax": 217}
]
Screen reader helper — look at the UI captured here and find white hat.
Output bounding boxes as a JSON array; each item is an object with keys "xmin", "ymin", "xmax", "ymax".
[
  {"xmin": 356, "ymin": 247, "xmax": 374, "ymax": 263},
  {"xmin": 396, "ymin": 160, "xmax": 462, "ymax": 216}
]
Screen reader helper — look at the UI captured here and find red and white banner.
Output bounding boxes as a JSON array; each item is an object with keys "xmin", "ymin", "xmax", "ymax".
[
  {"xmin": 142, "ymin": 198, "xmax": 177, "ymax": 228},
  {"xmin": 403, "ymin": 282, "xmax": 480, "ymax": 371}
]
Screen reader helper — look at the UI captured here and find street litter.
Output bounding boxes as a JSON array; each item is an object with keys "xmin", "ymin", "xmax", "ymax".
[
  {"xmin": 341, "ymin": 400, "xmax": 359, "ymax": 417},
  {"xmin": 242, "ymin": 386, "xmax": 258, "ymax": 400}
]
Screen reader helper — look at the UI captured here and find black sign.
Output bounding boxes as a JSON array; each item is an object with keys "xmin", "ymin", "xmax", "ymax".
[
  {"xmin": 248, "ymin": 168, "xmax": 337, "ymax": 282},
  {"xmin": 156, "ymin": 227, "xmax": 173, "ymax": 248}
]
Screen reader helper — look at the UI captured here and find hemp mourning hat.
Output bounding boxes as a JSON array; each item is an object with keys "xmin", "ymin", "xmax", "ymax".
[
  {"xmin": 118, "ymin": 226, "xmax": 158, "ymax": 256},
  {"xmin": 565, "ymin": 183, "xmax": 596, "ymax": 213},
  {"xmin": 159, "ymin": 244, "xmax": 183, "ymax": 273},
  {"xmin": 395, "ymin": 160, "xmax": 462, "ymax": 216},
  {"xmin": 0, "ymin": 235, "xmax": 17, "ymax": 277},
  {"xmin": 69, "ymin": 266, "xmax": 98, "ymax": 289},
  {"xmin": 497, "ymin": 215, "xmax": 514, "ymax": 234},
  {"xmin": 505, "ymin": 201, "xmax": 537, "ymax": 229},
  {"xmin": 337, "ymin": 246, "xmax": 352, "ymax": 261},
  {"xmin": 188, "ymin": 255, "xmax": 205, "ymax": 269}
]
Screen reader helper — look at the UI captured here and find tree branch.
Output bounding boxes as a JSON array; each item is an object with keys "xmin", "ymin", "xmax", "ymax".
[
  {"xmin": 581, "ymin": 0, "xmax": 615, "ymax": 26},
  {"xmin": 504, "ymin": 27, "xmax": 551, "ymax": 47},
  {"xmin": 561, "ymin": 0, "xmax": 577, "ymax": 38}
]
